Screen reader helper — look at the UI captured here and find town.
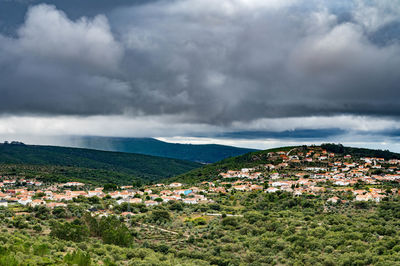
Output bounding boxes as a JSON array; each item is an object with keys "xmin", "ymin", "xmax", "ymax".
[{"xmin": 1, "ymin": 146, "xmax": 399, "ymax": 215}]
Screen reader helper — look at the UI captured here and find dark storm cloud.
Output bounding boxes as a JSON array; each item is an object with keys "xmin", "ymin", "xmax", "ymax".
[{"xmin": 0, "ymin": 0, "xmax": 400, "ymax": 124}]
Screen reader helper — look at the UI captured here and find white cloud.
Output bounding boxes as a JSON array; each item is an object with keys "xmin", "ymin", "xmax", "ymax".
[
  {"xmin": 17, "ymin": 4, "xmax": 123, "ymax": 71},
  {"xmin": 0, "ymin": 115, "xmax": 221, "ymax": 138},
  {"xmin": 0, "ymin": 114, "xmax": 399, "ymax": 138},
  {"xmin": 353, "ymin": 0, "xmax": 400, "ymax": 32},
  {"xmin": 231, "ymin": 115, "xmax": 400, "ymax": 132}
]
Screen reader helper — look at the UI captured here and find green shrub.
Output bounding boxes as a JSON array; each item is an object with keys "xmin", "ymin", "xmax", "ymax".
[{"xmin": 64, "ymin": 250, "xmax": 91, "ymax": 266}]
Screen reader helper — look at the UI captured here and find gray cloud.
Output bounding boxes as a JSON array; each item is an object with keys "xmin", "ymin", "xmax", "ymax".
[
  {"xmin": 0, "ymin": 0, "xmax": 400, "ymax": 125},
  {"xmin": 0, "ymin": 0, "xmax": 154, "ymax": 35},
  {"xmin": 0, "ymin": 5, "xmax": 132, "ymax": 115}
]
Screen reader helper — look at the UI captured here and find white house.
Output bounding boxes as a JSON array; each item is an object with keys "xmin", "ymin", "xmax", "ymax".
[
  {"xmin": 327, "ymin": 197, "xmax": 340, "ymax": 204},
  {"xmin": 145, "ymin": 200, "xmax": 159, "ymax": 206},
  {"xmin": 88, "ymin": 191, "xmax": 103, "ymax": 197},
  {"xmin": 266, "ymin": 187, "xmax": 279, "ymax": 193},
  {"xmin": 169, "ymin": 183, "xmax": 182, "ymax": 188},
  {"xmin": 183, "ymin": 198, "xmax": 198, "ymax": 204},
  {"xmin": 30, "ymin": 199, "xmax": 45, "ymax": 207},
  {"xmin": 18, "ymin": 198, "xmax": 32, "ymax": 206}
]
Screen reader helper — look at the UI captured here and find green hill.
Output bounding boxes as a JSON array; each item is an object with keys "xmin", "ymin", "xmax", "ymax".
[
  {"xmin": 168, "ymin": 146, "xmax": 296, "ymax": 183},
  {"xmin": 67, "ymin": 136, "xmax": 257, "ymax": 163},
  {"xmin": 169, "ymin": 144, "xmax": 400, "ymax": 184},
  {"xmin": 0, "ymin": 143, "xmax": 201, "ymax": 184}
]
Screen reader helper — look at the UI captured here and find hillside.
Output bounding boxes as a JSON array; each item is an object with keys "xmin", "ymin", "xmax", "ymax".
[
  {"xmin": 170, "ymin": 143, "xmax": 400, "ymax": 184},
  {"xmin": 320, "ymin": 143, "xmax": 400, "ymax": 160},
  {"xmin": 2, "ymin": 143, "xmax": 400, "ymax": 265},
  {"xmin": 0, "ymin": 143, "xmax": 201, "ymax": 184},
  {"xmin": 67, "ymin": 136, "xmax": 257, "ymax": 163},
  {"xmin": 168, "ymin": 146, "xmax": 296, "ymax": 183}
]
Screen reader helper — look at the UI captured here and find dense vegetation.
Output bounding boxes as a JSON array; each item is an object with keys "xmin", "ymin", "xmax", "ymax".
[
  {"xmin": 71, "ymin": 136, "xmax": 256, "ymax": 163},
  {"xmin": 0, "ymin": 143, "xmax": 201, "ymax": 184},
  {"xmin": 0, "ymin": 164, "xmax": 143, "ymax": 185},
  {"xmin": 1, "ymin": 192, "xmax": 400, "ymax": 265}
]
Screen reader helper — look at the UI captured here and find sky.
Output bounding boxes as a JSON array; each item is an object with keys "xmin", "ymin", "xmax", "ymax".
[{"xmin": 1, "ymin": 0, "xmax": 400, "ymax": 151}]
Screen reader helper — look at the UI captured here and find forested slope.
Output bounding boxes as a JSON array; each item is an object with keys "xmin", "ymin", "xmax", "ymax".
[{"xmin": 0, "ymin": 143, "xmax": 201, "ymax": 184}]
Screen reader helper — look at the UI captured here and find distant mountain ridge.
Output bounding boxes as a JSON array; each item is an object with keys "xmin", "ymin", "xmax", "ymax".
[
  {"xmin": 0, "ymin": 143, "xmax": 201, "ymax": 184},
  {"xmin": 66, "ymin": 136, "xmax": 257, "ymax": 163}
]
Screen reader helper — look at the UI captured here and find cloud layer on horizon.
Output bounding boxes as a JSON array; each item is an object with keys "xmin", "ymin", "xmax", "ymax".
[
  {"xmin": 0, "ymin": 114, "xmax": 400, "ymax": 151},
  {"xmin": 0, "ymin": 0, "xmax": 400, "ymax": 140}
]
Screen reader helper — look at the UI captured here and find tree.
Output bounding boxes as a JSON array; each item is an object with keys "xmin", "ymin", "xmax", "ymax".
[
  {"xmin": 86, "ymin": 216, "xmax": 134, "ymax": 247},
  {"xmin": 132, "ymin": 180, "xmax": 143, "ymax": 188},
  {"xmin": 50, "ymin": 221, "xmax": 89, "ymax": 242},
  {"xmin": 151, "ymin": 209, "xmax": 171, "ymax": 223},
  {"xmin": 33, "ymin": 192, "xmax": 45, "ymax": 199},
  {"xmin": 169, "ymin": 201, "xmax": 183, "ymax": 211},
  {"xmin": 221, "ymin": 216, "xmax": 238, "ymax": 227},
  {"xmin": 103, "ymin": 183, "xmax": 118, "ymax": 192},
  {"xmin": 52, "ymin": 207, "xmax": 68, "ymax": 218},
  {"xmin": 244, "ymin": 211, "xmax": 264, "ymax": 224},
  {"xmin": 33, "ymin": 205, "xmax": 50, "ymax": 220},
  {"xmin": 354, "ymin": 201, "xmax": 369, "ymax": 209},
  {"xmin": 102, "ymin": 225, "xmax": 132, "ymax": 247},
  {"xmin": 192, "ymin": 217, "xmax": 207, "ymax": 226},
  {"xmin": 33, "ymin": 224, "xmax": 42, "ymax": 233},
  {"xmin": 64, "ymin": 250, "xmax": 91, "ymax": 266}
]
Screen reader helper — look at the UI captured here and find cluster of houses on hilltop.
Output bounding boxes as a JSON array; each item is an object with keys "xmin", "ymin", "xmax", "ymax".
[{"xmin": 211, "ymin": 148, "xmax": 400, "ymax": 203}]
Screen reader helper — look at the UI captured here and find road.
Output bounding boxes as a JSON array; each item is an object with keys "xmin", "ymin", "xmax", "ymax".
[
  {"xmin": 204, "ymin": 213, "xmax": 243, "ymax": 217},
  {"xmin": 287, "ymin": 148, "xmax": 297, "ymax": 156}
]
